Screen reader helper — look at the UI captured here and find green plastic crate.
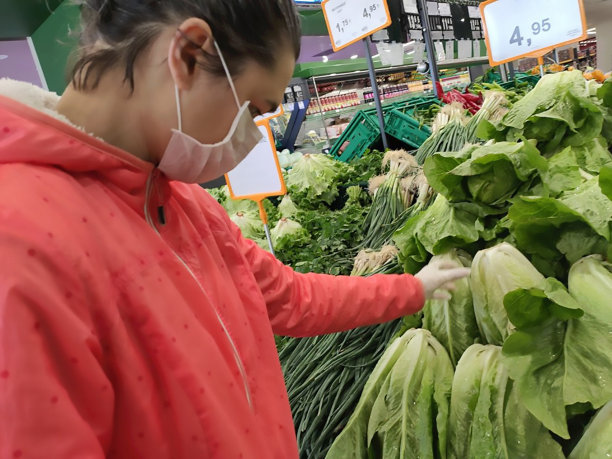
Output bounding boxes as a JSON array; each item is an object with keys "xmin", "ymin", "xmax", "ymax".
[
  {"xmin": 384, "ymin": 109, "xmax": 432, "ymax": 149},
  {"xmin": 330, "ymin": 111, "xmax": 381, "ymax": 162}
]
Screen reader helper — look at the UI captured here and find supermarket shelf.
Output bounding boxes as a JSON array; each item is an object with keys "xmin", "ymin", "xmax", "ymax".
[
  {"xmin": 310, "ymin": 57, "xmax": 489, "ymax": 83},
  {"xmin": 310, "ymin": 91, "xmax": 433, "ymax": 120}
]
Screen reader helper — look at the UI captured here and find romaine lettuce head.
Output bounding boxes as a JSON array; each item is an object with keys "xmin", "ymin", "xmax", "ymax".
[
  {"xmin": 569, "ymin": 401, "xmax": 612, "ymax": 459},
  {"xmin": 422, "ymin": 250, "xmax": 480, "ymax": 366},
  {"xmin": 471, "ymin": 243, "xmax": 545, "ymax": 345},
  {"xmin": 501, "ymin": 262, "xmax": 612, "ymax": 440},
  {"xmin": 327, "ymin": 329, "xmax": 453, "ymax": 459},
  {"xmin": 448, "ymin": 344, "xmax": 564, "ymax": 459},
  {"xmin": 366, "ymin": 329, "xmax": 453, "ymax": 459},
  {"xmin": 569, "ymin": 255, "xmax": 612, "ymax": 322}
]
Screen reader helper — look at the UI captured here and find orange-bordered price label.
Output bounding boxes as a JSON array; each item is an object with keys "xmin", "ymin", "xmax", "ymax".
[
  {"xmin": 225, "ymin": 121, "xmax": 286, "ymax": 203},
  {"xmin": 322, "ymin": 0, "xmax": 392, "ymax": 52},
  {"xmin": 254, "ymin": 105, "xmax": 285, "ymax": 124},
  {"xmin": 480, "ymin": 0, "xmax": 587, "ymax": 66}
]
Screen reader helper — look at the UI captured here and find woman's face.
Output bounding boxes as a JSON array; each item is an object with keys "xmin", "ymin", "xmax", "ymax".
[
  {"xmin": 181, "ymin": 51, "xmax": 295, "ymax": 144},
  {"xmin": 143, "ymin": 20, "xmax": 296, "ymax": 161}
]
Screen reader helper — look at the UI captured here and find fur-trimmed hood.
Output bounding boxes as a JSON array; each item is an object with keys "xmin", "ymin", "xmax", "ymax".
[{"xmin": 0, "ymin": 78, "xmax": 153, "ymax": 188}]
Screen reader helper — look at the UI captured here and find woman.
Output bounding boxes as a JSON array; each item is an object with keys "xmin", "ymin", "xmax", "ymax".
[{"xmin": 0, "ymin": 1, "xmax": 469, "ymax": 457}]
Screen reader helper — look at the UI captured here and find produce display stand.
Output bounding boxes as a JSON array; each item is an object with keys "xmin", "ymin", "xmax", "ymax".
[{"xmin": 330, "ymin": 95, "xmax": 438, "ymax": 162}]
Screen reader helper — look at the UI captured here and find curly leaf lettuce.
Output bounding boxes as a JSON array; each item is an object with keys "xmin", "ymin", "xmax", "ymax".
[{"xmin": 286, "ymin": 154, "xmax": 348, "ymax": 207}]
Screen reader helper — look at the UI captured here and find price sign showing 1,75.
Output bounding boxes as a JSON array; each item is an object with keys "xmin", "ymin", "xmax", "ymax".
[
  {"xmin": 322, "ymin": 0, "xmax": 392, "ymax": 52},
  {"xmin": 480, "ymin": 0, "xmax": 587, "ymax": 66}
]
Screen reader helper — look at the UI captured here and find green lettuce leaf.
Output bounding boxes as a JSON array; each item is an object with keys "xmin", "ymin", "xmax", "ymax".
[
  {"xmin": 286, "ymin": 154, "xmax": 348, "ymax": 208},
  {"xmin": 601, "ymin": 165, "xmax": 612, "ymax": 201},
  {"xmin": 566, "ymin": 256, "xmax": 612, "ymax": 408},
  {"xmin": 394, "ymin": 195, "xmax": 491, "ymax": 273},
  {"xmin": 541, "ymin": 146, "xmax": 584, "ymax": 196},
  {"xmin": 502, "ymin": 279, "xmax": 583, "ymax": 438},
  {"xmin": 367, "ymin": 329, "xmax": 453, "ymax": 459},
  {"xmin": 569, "ymin": 137, "xmax": 612, "ymax": 174},
  {"xmin": 326, "ymin": 337, "xmax": 408, "ymax": 459},
  {"xmin": 499, "ymin": 71, "xmax": 604, "ymax": 152},
  {"xmin": 569, "ymin": 400, "xmax": 612, "ymax": 459},
  {"xmin": 424, "ymin": 141, "xmax": 546, "ymax": 206},
  {"xmin": 502, "ymin": 264, "xmax": 612, "ymax": 441},
  {"xmin": 471, "ymin": 243, "xmax": 546, "ymax": 345},
  {"xmin": 422, "ymin": 250, "xmax": 481, "ymax": 366},
  {"xmin": 448, "ymin": 344, "xmax": 564, "ymax": 459},
  {"xmin": 508, "ymin": 178, "xmax": 612, "ymax": 269}
]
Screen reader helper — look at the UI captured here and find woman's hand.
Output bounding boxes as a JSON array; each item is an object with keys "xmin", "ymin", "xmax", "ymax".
[{"xmin": 415, "ymin": 260, "xmax": 471, "ymax": 300}]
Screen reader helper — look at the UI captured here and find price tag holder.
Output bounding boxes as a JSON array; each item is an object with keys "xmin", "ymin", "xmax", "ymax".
[
  {"xmin": 253, "ymin": 105, "xmax": 285, "ymax": 124},
  {"xmin": 322, "ymin": 0, "xmax": 392, "ymax": 52},
  {"xmin": 225, "ymin": 121, "xmax": 286, "ymax": 202},
  {"xmin": 480, "ymin": 0, "xmax": 587, "ymax": 66}
]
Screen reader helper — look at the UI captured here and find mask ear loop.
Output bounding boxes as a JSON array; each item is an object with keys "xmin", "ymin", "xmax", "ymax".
[
  {"xmin": 213, "ymin": 40, "xmax": 241, "ymax": 109},
  {"xmin": 174, "ymin": 84, "xmax": 183, "ymax": 132}
]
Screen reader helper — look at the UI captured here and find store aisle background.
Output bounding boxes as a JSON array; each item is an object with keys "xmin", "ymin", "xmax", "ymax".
[{"xmin": 0, "ymin": 0, "xmax": 611, "ymax": 94}]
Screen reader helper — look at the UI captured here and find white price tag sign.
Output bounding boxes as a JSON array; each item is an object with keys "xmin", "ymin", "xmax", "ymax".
[
  {"xmin": 480, "ymin": 0, "xmax": 587, "ymax": 66},
  {"xmin": 225, "ymin": 123, "xmax": 286, "ymax": 201},
  {"xmin": 322, "ymin": 0, "xmax": 392, "ymax": 52}
]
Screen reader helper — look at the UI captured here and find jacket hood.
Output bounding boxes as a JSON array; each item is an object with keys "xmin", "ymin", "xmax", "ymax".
[{"xmin": 0, "ymin": 79, "xmax": 155, "ymax": 196}]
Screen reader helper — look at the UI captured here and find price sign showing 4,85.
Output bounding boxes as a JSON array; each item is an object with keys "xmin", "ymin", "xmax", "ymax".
[
  {"xmin": 322, "ymin": 0, "xmax": 392, "ymax": 52},
  {"xmin": 480, "ymin": 0, "xmax": 587, "ymax": 66}
]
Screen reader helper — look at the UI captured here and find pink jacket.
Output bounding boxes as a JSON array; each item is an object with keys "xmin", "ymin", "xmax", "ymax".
[{"xmin": 0, "ymin": 84, "xmax": 424, "ymax": 459}]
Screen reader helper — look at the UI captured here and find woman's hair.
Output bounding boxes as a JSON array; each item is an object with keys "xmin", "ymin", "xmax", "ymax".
[{"xmin": 71, "ymin": 0, "xmax": 301, "ymax": 91}]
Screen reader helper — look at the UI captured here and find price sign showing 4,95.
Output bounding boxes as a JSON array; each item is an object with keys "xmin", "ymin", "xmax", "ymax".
[
  {"xmin": 322, "ymin": 0, "xmax": 392, "ymax": 52},
  {"xmin": 480, "ymin": 0, "xmax": 587, "ymax": 66}
]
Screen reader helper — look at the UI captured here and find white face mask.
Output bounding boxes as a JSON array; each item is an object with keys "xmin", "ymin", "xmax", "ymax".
[{"xmin": 158, "ymin": 41, "xmax": 263, "ymax": 184}]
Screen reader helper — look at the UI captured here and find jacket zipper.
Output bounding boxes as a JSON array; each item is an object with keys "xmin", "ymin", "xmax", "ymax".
[{"xmin": 144, "ymin": 171, "xmax": 254, "ymax": 410}]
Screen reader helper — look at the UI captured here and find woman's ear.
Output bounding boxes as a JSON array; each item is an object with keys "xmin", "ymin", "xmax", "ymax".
[{"xmin": 167, "ymin": 17, "xmax": 214, "ymax": 91}]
